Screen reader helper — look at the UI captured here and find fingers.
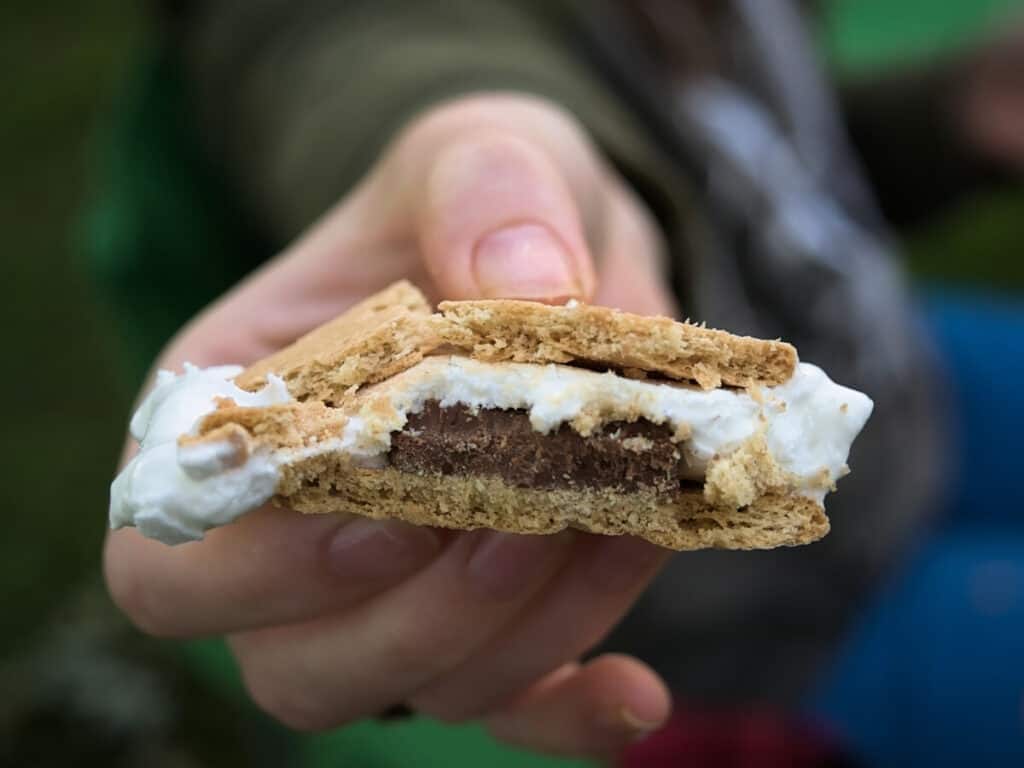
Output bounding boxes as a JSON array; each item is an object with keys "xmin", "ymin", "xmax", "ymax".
[
  {"xmin": 229, "ymin": 530, "xmax": 576, "ymax": 730},
  {"xmin": 407, "ymin": 535, "xmax": 670, "ymax": 720},
  {"xmin": 593, "ymin": 185, "xmax": 679, "ymax": 317},
  {"xmin": 104, "ymin": 507, "xmax": 442, "ymax": 638},
  {"xmin": 485, "ymin": 655, "xmax": 671, "ymax": 758},
  {"xmin": 374, "ymin": 94, "xmax": 606, "ymax": 302}
]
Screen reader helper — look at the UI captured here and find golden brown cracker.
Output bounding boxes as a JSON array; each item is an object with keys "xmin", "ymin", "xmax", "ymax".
[
  {"xmin": 275, "ymin": 459, "xmax": 828, "ymax": 551},
  {"xmin": 434, "ymin": 299, "xmax": 797, "ymax": 389},
  {"xmin": 236, "ymin": 280, "xmax": 438, "ymax": 401}
]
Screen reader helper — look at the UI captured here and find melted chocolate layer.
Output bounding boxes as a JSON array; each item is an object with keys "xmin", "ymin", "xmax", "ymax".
[{"xmin": 389, "ymin": 402, "xmax": 694, "ymax": 493}]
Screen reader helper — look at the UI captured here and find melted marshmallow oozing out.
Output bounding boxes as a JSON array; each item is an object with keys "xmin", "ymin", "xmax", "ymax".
[
  {"xmin": 340, "ymin": 356, "xmax": 873, "ymax": 493},
  {"xmin": 109, "ymin": 364, "xmax": 291, "ymax": 544},
  {"xmin": 109, "ymin": 357, "xmax": 873, "ymax": 545}
]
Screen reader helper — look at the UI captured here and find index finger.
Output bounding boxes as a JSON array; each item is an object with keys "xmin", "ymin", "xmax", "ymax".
[{"xmin": 104, "ymin": 505, "xmax": 442, "ymax": 638}]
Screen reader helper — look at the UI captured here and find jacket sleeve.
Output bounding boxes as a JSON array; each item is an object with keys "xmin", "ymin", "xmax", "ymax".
[{"xmin": 170, "ymin": 0, "xmax": 689, "ymax": 246}]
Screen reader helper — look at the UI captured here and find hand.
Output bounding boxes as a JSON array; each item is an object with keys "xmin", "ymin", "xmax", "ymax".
[{"xmin": 104, "ymin": 93, "xmax": 678, "ymax": 758}]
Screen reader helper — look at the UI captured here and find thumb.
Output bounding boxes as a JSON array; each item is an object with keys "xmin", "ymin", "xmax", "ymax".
[{"xmin": 410, "ymin": 125, "xmax": 599, "ymax": 302}]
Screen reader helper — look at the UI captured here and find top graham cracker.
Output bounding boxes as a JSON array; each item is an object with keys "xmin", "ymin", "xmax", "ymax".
[{"xmin": 434, "ymin": 299, "xmax": 796, "ymax": 389}]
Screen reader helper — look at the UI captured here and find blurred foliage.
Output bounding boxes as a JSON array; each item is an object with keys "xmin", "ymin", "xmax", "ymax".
[
  {"xmin": 0, "ymin": 5, "xmax": 288, "ymax": 764},
  {"xmin": 0, "ymin": 1, "xmax": 140, "ymax": 657},
  {"xmin": 0, "ymin": 586, "xmax": 293, "ymax": 768},
  {"xmin": 820, "ymin": 0, "xmax": 1024, "ymax": 293},
  {"xmin": 821, "ymin": 0, "xmax": 1024, "ymax": 75},
  {"xmin": 906, "ymin": 188, "xmax": 1024, "ymax": 292}
]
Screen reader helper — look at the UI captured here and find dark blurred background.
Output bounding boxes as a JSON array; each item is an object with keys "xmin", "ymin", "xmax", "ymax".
[
  {"xmin": 2, "ymin": 1, "xmax": 1023, "ymax": 767},
  {"xmin": 1, "ymin": 0, "xmax": 136, "ymax": 646}
]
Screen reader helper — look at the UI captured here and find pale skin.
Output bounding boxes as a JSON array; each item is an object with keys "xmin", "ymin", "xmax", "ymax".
[{"xmin": 104, "ymin": 93, "xmax": 682, "ymax": 758}]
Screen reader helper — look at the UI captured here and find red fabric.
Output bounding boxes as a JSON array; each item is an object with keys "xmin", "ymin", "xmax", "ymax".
[{"xmin": 620, "ymin": 706, "xmax": 847, "ymax": 768}]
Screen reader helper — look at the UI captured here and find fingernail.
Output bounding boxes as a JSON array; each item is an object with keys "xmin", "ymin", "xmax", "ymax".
[
  {"xmin": 473, "ymin": 223, "xmax": 579, "ymax": 300},
  {"xmin": 327, "ymin": 517, "xmax": 441, "ymax": 581},
  {"xmin": 466, "ymin": 530, "xmax": 574, "ymax": 601},
  {"xmin": 620, "ymin": 706, "xmax": 665, "ymax": 735}
]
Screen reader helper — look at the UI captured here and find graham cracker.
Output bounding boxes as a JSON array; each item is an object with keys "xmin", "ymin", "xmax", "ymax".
[
  {"xmin": 191, "ymin": 401, "xmax": 347, "ymax": 450},
  {"xmin": 275, "ymin": 459, "xmax": 828, "ymax": 551},
  {"xmin": 236, "ymin": 280, "xmax": 437, "ymax": 401},
  {"xmin": 434, "ymin": 299, "xmax": 797, "ymax": 389},
  {"xmin": 195, "ymin": 281, "xmax": 824, "ymax": 550},
  {"xmin": 233, "ymin": 282, "xmax": 798, "ymax": 400}
]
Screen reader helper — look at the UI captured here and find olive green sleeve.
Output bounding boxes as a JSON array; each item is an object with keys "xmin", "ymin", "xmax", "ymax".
[{"xmin": 175, "ymin": 0, "xmax": 688, "ymax": 246}]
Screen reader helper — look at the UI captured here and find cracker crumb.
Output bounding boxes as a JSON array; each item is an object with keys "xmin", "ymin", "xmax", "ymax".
[
  {"xmin": 746, "ymin": 383, "xmax": 765, "ymax": 404},
  {"xmin": 703, "ymin": 433, "xmax": 795, "ymax": 507},
  {"xmin": 672, "ymin": 422, "xmax": 694, "ymax": 441},
  {"xmin": 621, "ymin": 436, "xmax": 654, "ymax": 453}
]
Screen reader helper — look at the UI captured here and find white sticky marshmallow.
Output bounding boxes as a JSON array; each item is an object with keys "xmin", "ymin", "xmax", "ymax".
[
  {"xmin": 109, "ymin": 364, "xmax": 291, "ymax": 544},
  {"xmin": 339, "ymin": 357, "xmax": 873, "ymax": 496},
  {"xmin": 109, "ymin": 357, "xmax": 873, "ymax": 545}
]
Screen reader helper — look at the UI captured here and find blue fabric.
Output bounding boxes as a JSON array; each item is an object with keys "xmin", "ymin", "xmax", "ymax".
[
  {"xmin": 809, "ymin": 289, "xmax": 1024, "ymax": 766},
  {"xmin": 923, "ymin": 290, "xmax": 1024, "ymax": 527}
]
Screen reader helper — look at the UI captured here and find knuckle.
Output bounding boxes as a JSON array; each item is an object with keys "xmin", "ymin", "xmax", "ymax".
[
  {"xmin": 396, "ymin": 93, "xmax": 599, "ymax": 182},
  {"xmin": 383, "ymin": 624, "xmax": 435, "ymax": 673},
  {"xmin": 430, "ymin": 131, "xmax": 550, "ymax": 192},
  {"xmin": 240, "ymin": 660, "xmax": 336, "ymax": 733}
]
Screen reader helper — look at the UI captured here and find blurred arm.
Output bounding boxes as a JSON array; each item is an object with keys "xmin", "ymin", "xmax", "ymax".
[{"xmin": 168, "ymin": 0, "xmax": 689, "ymax": 246}]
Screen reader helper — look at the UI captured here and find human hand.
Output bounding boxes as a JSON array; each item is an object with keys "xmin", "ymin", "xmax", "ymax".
[{"xmin": 105, "ymin": 93, "xmax": 678, "ymax": 758}]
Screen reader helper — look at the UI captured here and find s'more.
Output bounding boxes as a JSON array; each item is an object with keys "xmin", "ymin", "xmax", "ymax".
[{"xmin": 110, "ymin": 281, "xmax": 873, "ymax": 550}]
